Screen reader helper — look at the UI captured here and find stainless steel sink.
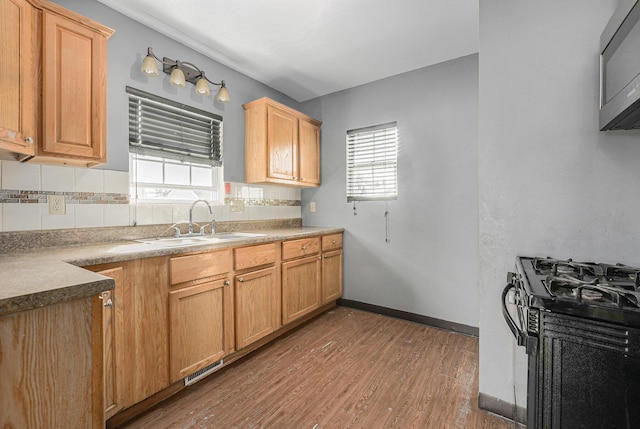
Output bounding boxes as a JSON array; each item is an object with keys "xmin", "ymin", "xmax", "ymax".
[{"xmin": 136, "ymin": 232, "xmax": 266, "ymax": 247}]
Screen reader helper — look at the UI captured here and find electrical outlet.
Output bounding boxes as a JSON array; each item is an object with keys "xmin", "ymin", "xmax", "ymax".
[
  {"xmin": 310, "ymin": 202, "xmax": 316, "ymax": 212},
  {"xmin": 48, "ymin": 195, "xmax": 66, "ymax": 215}
]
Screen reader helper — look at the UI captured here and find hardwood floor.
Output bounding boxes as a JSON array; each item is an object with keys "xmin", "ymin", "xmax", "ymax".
[{"xmin": 122, "ymin": 307, "xmax": 514, "ymax": 429}]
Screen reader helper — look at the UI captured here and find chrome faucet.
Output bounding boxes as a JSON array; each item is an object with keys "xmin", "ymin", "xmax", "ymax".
[{"xmin": 182, "ymin": 199, "xmax": 215, "ymax": 237}]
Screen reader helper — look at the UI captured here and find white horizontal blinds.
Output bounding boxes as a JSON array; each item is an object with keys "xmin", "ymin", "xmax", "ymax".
[
  {"xmin": 127, "ymin": 86, "xmax": 222, "ymax": 166},
  {"xmin": 346, "ymin": 122, "xmax": 398, "ymax": 202}
]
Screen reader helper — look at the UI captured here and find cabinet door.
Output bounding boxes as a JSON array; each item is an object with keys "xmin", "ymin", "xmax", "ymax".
[
  {"xmin": 267, "ymin": 105, "xmax": 298, "ymax": 181},
  {"xmin": 169, "ymin": 278, "xmax": 232, "ymax": 383},
  {"xmin": 1, "ymin": 297, "xmax": 98, "ymax": 428},
  {"xmin": 298, "ymin": 119, "xmax": 320, "ymax": 186},
  {"xmin": 41, "ymin": 11, "xmax": 107, "ymax": 163},
  {"xmin": 235, "ymin": 267, "xmax": 278, "ymax": 349},
  {"xmin": 322, "ymin": 250, "xmax": 343, "ymax": 304},
  {"xmin": 96, "ymin": 267, "xmax": 125, "ymax": 420},
  {"xmin": 126, "ymin": 257, "xmax": 170, "ymax": 406},
  {"xmin": 282, "ymin": 255, "xmax": 321, "ymax": 325},
  {"xmin": 0, "ymin": 0, "xmax": 36, "ymax": 156}
]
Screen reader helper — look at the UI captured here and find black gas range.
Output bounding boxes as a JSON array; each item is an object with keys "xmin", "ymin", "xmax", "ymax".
[{"xmin": 503, "ymin": 256, "xmax": 640, "ymax": 429}]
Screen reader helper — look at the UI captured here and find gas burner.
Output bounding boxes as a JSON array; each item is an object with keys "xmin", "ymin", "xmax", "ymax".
[
  {"xmin": 533, "ymin": 257, "xmax": 598, "ymax": 280},
  {"xmin": 579, "ymin": 289, "xmax": 604, "ymax": 301},
  {"xmin": 604, "ymin": 263, "xmax": 640, "ymax": 290},
  {"xmin": 545, "ymin": 274, "xmax": 599, "ymax": 296},
  {"xmin": 543, "ymin": 273, "xmax": 640, "ymax": 308}
]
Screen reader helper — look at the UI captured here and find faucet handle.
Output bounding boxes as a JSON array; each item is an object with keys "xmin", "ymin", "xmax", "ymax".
[{"xmin": 198, "ymin": 220, "xmax": 216, "ymax": 235}]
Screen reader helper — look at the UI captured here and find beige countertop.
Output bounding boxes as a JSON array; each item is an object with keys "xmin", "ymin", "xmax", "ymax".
[{"xmin": 0, "ymin": 226, "xmax": 343, "ymax": 316}]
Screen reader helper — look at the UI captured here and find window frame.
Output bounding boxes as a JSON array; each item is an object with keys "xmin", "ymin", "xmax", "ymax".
[
  {"xmin": 127, "ymin": 87, "xmax": 223, "ymax": 204},
  {"xmin": 346, "ymin": 121, "xmax": 398, "ymax": 202}
]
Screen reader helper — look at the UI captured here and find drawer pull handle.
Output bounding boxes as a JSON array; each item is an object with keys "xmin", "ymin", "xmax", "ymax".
[
  {"xmin": 302, "ymin": 245, "xmax": 307, "ymax": 250},
  {"xmin": 238, "ymin": 277, "xmax": 244, "ymax": 283},
  {"xmin": 224, "ymin": 280, "xmax": 230, "ymax": 286}
]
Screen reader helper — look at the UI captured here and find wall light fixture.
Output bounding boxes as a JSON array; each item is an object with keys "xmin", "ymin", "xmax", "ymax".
[{"xmin": 141, "ymin": 47, "xmax": 230, "ymax": 103}]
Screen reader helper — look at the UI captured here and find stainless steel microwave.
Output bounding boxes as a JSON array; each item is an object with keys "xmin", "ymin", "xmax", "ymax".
[{"xmin": 600, "ymin": 0, "xmax": 640, "ymax": 130}]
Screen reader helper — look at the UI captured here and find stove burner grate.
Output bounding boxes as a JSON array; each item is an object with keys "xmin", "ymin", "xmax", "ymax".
[{"xmin": 533, "ymin": 257, "xmax": 598, "ymax": 280}]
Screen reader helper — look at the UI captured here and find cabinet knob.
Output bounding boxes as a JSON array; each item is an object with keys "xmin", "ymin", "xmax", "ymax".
[
  {"xmin": 302, "ymin": 245, "xmax": 307, "ymax": 250},
  {"xmin": 103, "ymin": 298, "xmax": 113, "ymax": 308},
  {"xmin": 318, "ymin": 256, "xmax": 322, "ymax": 260},
  {"xmin": 324, "ymin": 255, "xmax": 328, "ymax": 259},
  {"xmin": 238, "ymin": 277, "xmax": 244, "ymax": 283},
  {"xmin": 25, "ymin": 137, "xmax": 33, "ymax": 144},
  {"xmin": 332, "ymin": 240, "xmax": 336, "ymax": 244},
  {"xmin": 224, "ymin": 280, "xmax": 230, "ymax": 286},
  {"xmin": 293, "ymin": 176, "xmax": 298, "ymax": 180},
  {"xmin": 301, "ymin": 178, "xmax": 305, "ymax": 181}
]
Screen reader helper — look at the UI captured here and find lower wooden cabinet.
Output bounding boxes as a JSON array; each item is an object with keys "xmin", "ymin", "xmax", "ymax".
[
  {"xmin": 81, "ymin": 232, "xmax": 342, "ymax": 424},
  {"xmin": 87, "ymin": 257, "xmax": 170, "ymax": 412},
  {"xmin": 282, "ymin": 255, "xmax": 321, "ymax": 325},
  {"xmin": 169, "ymin": 278, "xmax": 233, "ymax": 383},
  {"xmin": 235, "ymin": 266, "xmax": 278, "ymax": 349},
  {"xmin": 96, "ymin": 266, "xmax": 125, "ymax": 419},
  {"xmin": 322, "ymin": 249, "xmax": 343, "ymax": 304},
  {"xmin": 0, "ymin": 297, "xmax": 103, "ymax": 428},
  {"xmin": 125, "ymin": 257, "xmax": 171, "ymax": 406}
]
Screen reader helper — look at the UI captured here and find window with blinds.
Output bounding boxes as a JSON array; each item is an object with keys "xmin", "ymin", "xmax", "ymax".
[
  {"xmin": 127, "ymin": 87, "xmax": 223, "ymax": 203},
  {"xmin": 346, "ymin": 122, "xmax": 398, "ymax": 202},
  {"xmin": 127, "ymin": 86, "xmax": 222, "ymax": 166}
]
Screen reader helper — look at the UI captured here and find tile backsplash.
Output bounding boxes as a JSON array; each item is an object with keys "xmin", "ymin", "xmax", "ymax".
[{"xmin": 0, "ymin": 161, "xmax": 302, "ymax": 232}]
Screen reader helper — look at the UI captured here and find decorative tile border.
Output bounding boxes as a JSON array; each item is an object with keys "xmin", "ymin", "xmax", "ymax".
[
  {"xmin": 0, "ymin": 189, "xmax": 129, "ymax": 204},
  {"xmin": 223, "ymin": 197, "xmax": 301, "ymax": 207}
]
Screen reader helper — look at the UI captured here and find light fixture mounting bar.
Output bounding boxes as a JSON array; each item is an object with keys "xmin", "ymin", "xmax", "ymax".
[{"xmin": 162, "ymin": 57, "xmax": 202, "ymax": 85}]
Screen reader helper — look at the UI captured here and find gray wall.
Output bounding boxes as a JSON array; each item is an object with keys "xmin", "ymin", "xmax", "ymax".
[
  {"xmin": 301, "ymin": 55, "xmax": 479, "ymax": 328},
  {"xmin": 54, "ymin": 0, "xmax": 301, "ymax": 179},
  {"xmin": 479, "ymin": 0, "xmax": 640, "ymax": 406}
]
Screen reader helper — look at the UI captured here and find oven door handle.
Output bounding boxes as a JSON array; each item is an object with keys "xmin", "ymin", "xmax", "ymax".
[{"xmin": 502, "ymin": 283, "xmax": 527, "ymax": 347}]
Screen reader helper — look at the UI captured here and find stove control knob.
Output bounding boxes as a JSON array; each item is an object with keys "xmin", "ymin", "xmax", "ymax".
[{"xmin": 507, "ymin": 272, "xmax": 521, "ymax": 284}]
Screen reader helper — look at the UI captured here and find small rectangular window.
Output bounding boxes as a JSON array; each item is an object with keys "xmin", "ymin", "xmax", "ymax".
[
  {"xmin": 346, "ymin": 122, "xmax": 398, "ymax": 202},
  {"xmin": 127, "ymin": 87, "xmax": 223, "ymax": 203}
]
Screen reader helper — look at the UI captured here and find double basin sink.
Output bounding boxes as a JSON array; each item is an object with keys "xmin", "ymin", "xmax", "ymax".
[{"xmin": 136, "ymin": 232, "xmax": 266, "ymax": 248}]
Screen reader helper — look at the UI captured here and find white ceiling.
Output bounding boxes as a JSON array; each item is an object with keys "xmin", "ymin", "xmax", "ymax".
[{"xmin": 97, "ymin": 0, "xmax": 479, "ymax": 102}]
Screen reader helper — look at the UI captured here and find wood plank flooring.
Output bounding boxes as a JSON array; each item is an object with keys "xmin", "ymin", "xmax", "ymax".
[{"xmin": 121, "ymin": 307, "xmax": 514, "ymax": 429}]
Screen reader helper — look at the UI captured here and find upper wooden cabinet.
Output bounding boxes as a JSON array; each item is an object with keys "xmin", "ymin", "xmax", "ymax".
[
  {"xmin": 0, "ymin": 0, "xmax": 37, "ymax": 158},
  {"xmin": 244, "ymin": 97, "xmax": 322, "ymax": 187},
  {"xmin": 0, "ymin": 0, "xmax": 114, "ymax": 166}
]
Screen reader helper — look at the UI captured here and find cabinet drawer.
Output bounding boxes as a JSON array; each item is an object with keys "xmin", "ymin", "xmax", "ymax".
[
  {"xmin": 282, "ymin": 236, "xmax": 320, "ymax": 260},
  {"xmin": 322, "ymin": 234, "xmax": 342, "ymax": 251},
  {"xmin": 170, "ymin": 249, "xmax": 231, "ymax": 285},
  {"xmin": 234, "ymin": 243, "xmax": 276, "ymax": 271}
]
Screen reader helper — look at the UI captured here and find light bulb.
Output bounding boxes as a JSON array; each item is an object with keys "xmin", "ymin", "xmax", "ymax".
[
  {"xmin": 215, "ymin": 82, "xmax": 230, "ymax": 103},
  {"xmin": 195, "ymin": 77, "xmax": 210, "ymax": 96},
  {"xmin": 141, "ymin": 55, "xmax": 159, "ymax": 77},
  {"xmin": 170, "ymin": 67, "xmax": 186, "ymax": 87}
]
